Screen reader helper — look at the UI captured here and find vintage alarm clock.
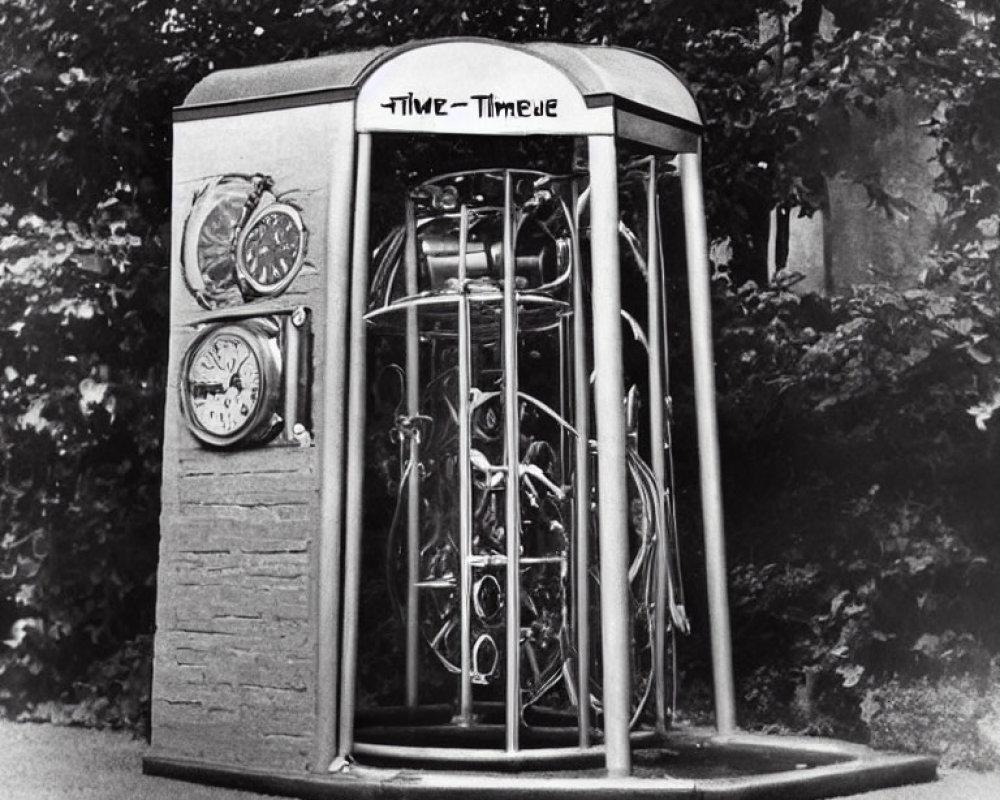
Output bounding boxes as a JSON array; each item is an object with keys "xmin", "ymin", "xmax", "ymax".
[{"xmin": 180, "ymin": 318, "xmax": 283, "ymax": 448}]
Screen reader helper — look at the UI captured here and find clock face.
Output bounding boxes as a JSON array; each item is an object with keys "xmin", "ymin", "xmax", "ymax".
[
  {"xmin": 187, "ymin": 332, "xmax": 262, "ymax": 438},
  {"xmin": 181, "ymin": 321, "xmax": 282, "ymax": 447},
  {"xmin": 236, "ymin": 204, "xmax": 306, "ymax": 296}
]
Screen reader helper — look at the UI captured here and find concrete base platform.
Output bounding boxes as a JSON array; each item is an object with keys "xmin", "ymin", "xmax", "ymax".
[{"xmin": 143, "ymin": 728, "xmax": 937, "ymax": 799}]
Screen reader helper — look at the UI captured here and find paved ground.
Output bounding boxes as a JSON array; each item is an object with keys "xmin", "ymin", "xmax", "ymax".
[
  {"xmin": 3, "ymin": 720, "xmax": 1000, "ymax": 799},
  {"xmin": 0, "ymin": 721, "xmax": 281, "ymax": 800}
]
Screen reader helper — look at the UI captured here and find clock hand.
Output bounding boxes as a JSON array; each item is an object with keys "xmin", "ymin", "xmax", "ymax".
[
  {"xmin": 209, "ymin": 346, "xmax": 231, "ymax": 372},
  {"xmin": 190, "ymin": 381, "xmax": 226, "ymax": 398},
  {"xmin": 230, "ymin": 355, "xmax": 251, "ymax": 390}
]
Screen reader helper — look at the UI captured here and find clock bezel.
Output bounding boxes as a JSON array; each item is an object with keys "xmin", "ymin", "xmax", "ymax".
[
  {"xmin": 234, "ymin": 202, "xmax": 307, "ymax": 297},
  {"xmin": 180, "ymin": 319, "xmax": 283, "ymax": 448}
]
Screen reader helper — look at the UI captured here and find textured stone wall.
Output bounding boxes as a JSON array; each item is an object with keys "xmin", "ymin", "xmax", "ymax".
[{"xmin": 153, "ymin": 445, "xmax": 318, "ymax": 769}]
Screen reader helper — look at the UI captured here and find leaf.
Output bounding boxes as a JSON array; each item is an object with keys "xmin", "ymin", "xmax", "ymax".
[
  {"xmin": 947, "ymin": 317, "xmax": 975, "ymax": 336},
  {"xmin": 966, "ymin": 345, "xmax": 992, "ymax": 364},
  {"xmin": 904, "ymin": 554, "xmax": 934, "ymax": 573},
  {"xmin": 837, "ymin": 663, "xmax": 865, "ymax": 688},
  {"xmin": 912, "ymin": 634, "xmax": 940, "ymax": 656},
  {"xmin": 78, "ymin": 377, "xmax": 108, "ymax": 414},
  {"xmin": 904, "ymin": 346, "xmax": 930, "ymax": 366},
  {"xmin": 859, "ymin": 690, "xmax": 881, "ymax": 724}
]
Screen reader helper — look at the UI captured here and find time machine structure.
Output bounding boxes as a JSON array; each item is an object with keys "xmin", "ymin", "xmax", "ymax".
[{"xmin": 146, "ymin": 38, "xmax": 936, "ymax": 798}]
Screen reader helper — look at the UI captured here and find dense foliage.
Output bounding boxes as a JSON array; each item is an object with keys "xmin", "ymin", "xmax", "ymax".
[
  {"xmin": 0, "ymin": 203, "xmax": 165, "ymax": 729},
  {"xmin": 1, "ymin": 0, "xmax": 999, "ymax": 756},
  {"xmin": 703, "ymin": 252, "xmax": 1000, "ymax": 745}
]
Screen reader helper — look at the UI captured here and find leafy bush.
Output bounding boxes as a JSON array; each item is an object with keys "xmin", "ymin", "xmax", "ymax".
[
  {"xmin": 15, "ymin": 635, "xmax": 153, "ymax": 733},
  {"xmin": 0, "ymin": 204, "xmax": 166, "ymax": 729},
  {"xmin": 707, "ymin": 245, "xmax": 1000, "ymax": 741}
]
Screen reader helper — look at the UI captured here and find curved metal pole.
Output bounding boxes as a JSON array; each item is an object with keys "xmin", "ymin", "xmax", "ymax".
[
  {"xmin": 502, "ymin": 171, "xmax": 522, "ymax": 753},
  {"xmin": 679, "ymin": 148, "xmax": 736, "ymax": 735},
  {"xmin": 335, "ymin": 132, "xmax": 373, "ymax": 765},
  {"xmin": 644, "ymin": 158, "xmax": 670, "ymax": 735},
  {"xmin": 587, "ymin": 135, "xmax": 631, "ymax": 777},
  {"xmin": 314, "ymin": 123, "xmax": 358, "ymax": 772}
]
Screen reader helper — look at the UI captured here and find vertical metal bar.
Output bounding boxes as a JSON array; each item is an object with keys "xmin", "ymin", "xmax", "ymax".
[
  {"xmin": 502, "ymin": 171, "xmax": 521, "ymax": 753},
  {"xmin": 282, "ymin": 313, "xmax": 301, "ymax": 441},
  {"xmin": 645, "ymin": 158, "xmax": 670, "ymax": 735},
  {"xmin": 314, "ymin": 122, "xmax": 358, "ymax": 772},
  {"xmin": 656, "ymin": 175, "xmax": 684, "ymax": 719},
  {"xmin": 335, "ymin": 132, "xmax": 373, "ymax": 763},
  {"xmin": 679, "ymin": 148, "xmax": 737, "ymax": 735},
  {"xmin": 457, "ymin": 205, "xmax": 474, "ymax": 724},
  {"xmin": 404, "ymin": 199, "xmax": 421, "ymax": 709},
  {"xmin": 570, "ymin": 179, "xmax": 592, "ymax": 748},
  {"xmin": 558, "ymin": 319, "xmax": 568, "ymax": 486},
  {"xmin": 587, "ymin": 135, "xmax": 632, "ymax": 777}
]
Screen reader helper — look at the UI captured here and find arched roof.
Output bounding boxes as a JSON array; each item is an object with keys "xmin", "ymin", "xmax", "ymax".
[{"xmin": 179, "ymin": 38, "xmax": 701, "ymax": 150}]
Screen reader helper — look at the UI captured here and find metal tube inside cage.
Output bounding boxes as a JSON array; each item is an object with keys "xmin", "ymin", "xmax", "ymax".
[
  {"xmin": 645, "ymin": 158, "xmax": 670, "ymax": 733},
  {"xmin": 501, "ymin": 171, "xmax": 522, "ymax": 753},
  {"xmin": 570, "ymin": 179, "xmax": 592, "ymax": 749},
  {"xmin": 404, "ymin": 199, "xmax": 422, "ymax": 710},
  {"xmin": 457, "ymin": 205, "xmax": 474, "ymax": 725}
]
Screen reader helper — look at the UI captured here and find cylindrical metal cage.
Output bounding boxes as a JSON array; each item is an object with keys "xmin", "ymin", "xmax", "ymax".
[{"xmin": 349, "ymin": 164, "xmax": 688, "ymax": 766}]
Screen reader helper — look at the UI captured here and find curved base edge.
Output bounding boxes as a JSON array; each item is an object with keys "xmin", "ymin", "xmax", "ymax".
[{"xmin": 143, "ymin": 735, "xmax": 937, "ymax": 800}]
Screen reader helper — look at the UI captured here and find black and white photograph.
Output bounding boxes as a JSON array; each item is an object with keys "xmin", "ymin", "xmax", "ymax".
[{"xmin": 1, "ymin": 2, "xmax": 999, "ymax": 798}]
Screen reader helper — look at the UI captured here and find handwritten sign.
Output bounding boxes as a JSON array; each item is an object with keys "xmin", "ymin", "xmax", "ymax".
[
  {"xmin": 356, "ymin": 41, "xmax": 612, "ymax": 135},
  {"xmin": 379, "ymin": 93, "xmax": 559, "ymax": 119}
]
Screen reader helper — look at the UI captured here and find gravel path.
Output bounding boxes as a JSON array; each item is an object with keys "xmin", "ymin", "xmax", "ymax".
[{"xmin": 3, "ymin": 719, "xmax": 1000, "ymax": 800}]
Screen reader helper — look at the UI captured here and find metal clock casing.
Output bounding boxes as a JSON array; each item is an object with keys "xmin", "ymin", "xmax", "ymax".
[{"xmin": 180, "ymin": 319, "xmax": 283, "ymax": 448}]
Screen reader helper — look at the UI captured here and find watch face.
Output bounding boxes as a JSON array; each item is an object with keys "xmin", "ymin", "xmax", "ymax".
[
  {"xmin": 236, "ymin": 204, "xmax": 306, "ymax": 296},
  {"xmin": 181, "ymin": 321, "xmax": 282, "ymax": 447}
]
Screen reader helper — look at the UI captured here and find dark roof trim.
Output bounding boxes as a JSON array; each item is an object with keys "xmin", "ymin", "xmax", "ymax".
[
  {"xmin": 585, "ymin": 93, "xmax": 703, "ymax": 135},
  {"xmin": 174, "ymin": 86, "xmax": 357, "ymax": 123}
]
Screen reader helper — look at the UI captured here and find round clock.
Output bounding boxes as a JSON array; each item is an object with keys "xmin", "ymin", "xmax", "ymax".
[
  {"xmin": 235, "ymin": 203, "xmax": 307, "ymax": 296},
  {"xmin": 180, "ymin": 320, "xmax": 282, "ymax": 447}
]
